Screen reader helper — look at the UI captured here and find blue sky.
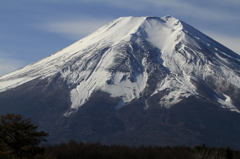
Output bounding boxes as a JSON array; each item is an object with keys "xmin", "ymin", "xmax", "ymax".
[{"xmin": 1, "ymin": 0, "xmax": 240, "ymax": 76}]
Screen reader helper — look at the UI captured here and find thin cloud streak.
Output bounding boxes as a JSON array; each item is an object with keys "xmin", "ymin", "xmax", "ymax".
[
  {"xmin": 38, "ymin": 17, "xmax": 112, "ymax": 40},
  {"xmin": 28, "ymin": 0, "xmax": 240, "ymax": 22}
]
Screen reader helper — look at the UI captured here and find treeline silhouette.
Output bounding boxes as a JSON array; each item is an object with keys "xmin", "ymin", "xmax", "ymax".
[
  {"xmin": 1, "ymin": 114, "xmax": 240, "ymax": 158},
  {"xmin": 43, "ymin": 140, "xmax": 240, "ymax": 159}
]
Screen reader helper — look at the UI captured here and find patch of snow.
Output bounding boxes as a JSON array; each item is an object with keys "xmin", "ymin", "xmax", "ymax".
[
  {"xmin": 215, "ymin": 94, "xmax": 240, "ymax": 113},
  {"xmin": 155, "ymin": 74, "xmax": 198, "ymax": 108},
  {"xmin": 0, "ymin": 77, "xmax": 36, "ymax": 92}
]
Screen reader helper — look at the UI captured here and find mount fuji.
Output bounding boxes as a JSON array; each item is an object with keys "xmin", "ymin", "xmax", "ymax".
[{"xmin": 1, "ymin": 16, "xmax": 240, "ymax": 148}]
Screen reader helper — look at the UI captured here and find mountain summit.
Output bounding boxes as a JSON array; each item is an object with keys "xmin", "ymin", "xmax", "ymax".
[{"xmin": 1, "ymin": 16, "xmax": 240, "ymax": 148}]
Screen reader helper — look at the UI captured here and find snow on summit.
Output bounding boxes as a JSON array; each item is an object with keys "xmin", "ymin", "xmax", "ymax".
[{"xmin": 1, "ymin": 16, "xmax": 240, "ymax": 114}]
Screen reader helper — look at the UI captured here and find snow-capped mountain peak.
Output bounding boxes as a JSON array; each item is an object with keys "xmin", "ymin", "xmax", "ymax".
[{"xmin": 1, "ymin": 16, "xmax": 240, "ymax": 115}]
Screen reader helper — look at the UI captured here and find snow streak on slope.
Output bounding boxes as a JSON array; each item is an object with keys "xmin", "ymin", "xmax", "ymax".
[{"xmin": 1, "ymin": 16, "xmax": 240, "ymax": 114}]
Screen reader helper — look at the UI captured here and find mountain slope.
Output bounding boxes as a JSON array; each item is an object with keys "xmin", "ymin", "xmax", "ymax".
[
  {"xmin": 1, "ymin": 16, "xmax": 240, "ymax": 148},
  {"xmin": 1, "ymin": 16, "xmax": 240, "ymax": 114}
]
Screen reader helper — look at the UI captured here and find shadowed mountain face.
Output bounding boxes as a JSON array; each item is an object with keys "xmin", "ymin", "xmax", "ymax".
[{"xmin": 1, "ymin": 16, "xmax": 240, "ymax": 148}]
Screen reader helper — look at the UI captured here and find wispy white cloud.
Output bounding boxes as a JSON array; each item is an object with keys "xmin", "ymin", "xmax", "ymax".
[
  {"xmin": 0, "ymin": 51, "xmax": 25, "ymax": 77},
  {"xmin": 26, "ymin": 0, "xmax": 240, "ymax": 22},
  {"xmin": 38, "ymin": 17, "xmax": 112, "ymax": 40}
]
